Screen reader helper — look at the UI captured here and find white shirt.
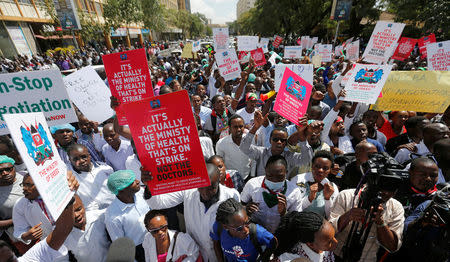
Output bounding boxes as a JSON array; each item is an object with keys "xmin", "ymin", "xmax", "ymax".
[
  {"xmin": 193, "ymin": 106, "xmax": 212, "ymax": 127},
  {"xmin": 65, "ymin": 210, "xmax": 110, "ymax": 262},
  {"xmin": 216, "ymin": 134, "xmax": 254, "ymax": 179},
  {"xmin": 200, "ymin": 136, "xmax": 215, "ymax": 158},
  {"xmin": 142, "ymin": 229, "xmax": 200, "ymax": 262},
  {"xmin": 236, "ymin": 107, "xmax": 255, "ymax": 126},
  {"xmin": 18, "ymin": 239, "xmax": 68, "ymax": 262},
  {"xmin": 125, "ymin": 154, "xmax": 144, "ymax": 185},
  {"xmin": 291, "ymin": 172, "xmax": 339, "ymax": 219},
  {"xmin": 240, "ymin": 176, "xmax": 303, "ymax": 233},
  {"xmin": 102, "ymin": 139, "xmax": 134, "ymax": 171},
  {"xmin": 71, "ymin": 162, "xmax": 115, "ymax": 212},
  {"xmin": 146, "ymin": 185, "xmax": 240, "ymax": 262},
  {"xmin": 321, "ymin": 108, "xmax": 354, "ymax": 154},
  {"xmin": 105, "ymin": 189, "xmax": 149, "ymax": 245},
  {"xmin": 278, "ymin": 243, "xmax": 335, "ymax": 262}
]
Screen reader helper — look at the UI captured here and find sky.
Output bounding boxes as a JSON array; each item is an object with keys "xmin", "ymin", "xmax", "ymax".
[{"xmin": 190, "ymin": 0, "xmax": 239, "ymax": 24}]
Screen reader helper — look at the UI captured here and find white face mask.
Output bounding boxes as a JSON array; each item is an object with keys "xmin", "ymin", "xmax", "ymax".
[{"xmin": 265, "ymin": 179, "xmax": 284, "ymax": 192}]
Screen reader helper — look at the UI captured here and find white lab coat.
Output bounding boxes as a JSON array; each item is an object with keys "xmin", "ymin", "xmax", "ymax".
[
  {"xmin": 147, "ymin": 185, "xmax": 240, "ymax": 262},
  {"xmin": 142, "ymin": 229, "xmax": 200, "ymax": 262}
]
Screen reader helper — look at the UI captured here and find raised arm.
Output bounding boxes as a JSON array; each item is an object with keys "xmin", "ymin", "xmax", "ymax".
[{"xmin": 46, "ymin": 197, "xmax": 75, "ymax": 251}]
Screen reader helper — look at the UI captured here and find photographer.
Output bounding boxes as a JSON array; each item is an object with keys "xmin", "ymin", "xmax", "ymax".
[{"xmin": 329, "ymin": 154, "xmax": 405, "ymax": 262}]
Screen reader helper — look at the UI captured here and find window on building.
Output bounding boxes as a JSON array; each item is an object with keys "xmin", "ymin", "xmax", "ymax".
[
  {"xmin": 79, "ymin": 0, "xmax": 88, "ymax": 11},
  {"xmin": 89, "ymin": 0, "xmax": 96, "ymax": 13},
  {"xmin": 95, "ymin": 2, "xmax": 102, "ymax": 16}
]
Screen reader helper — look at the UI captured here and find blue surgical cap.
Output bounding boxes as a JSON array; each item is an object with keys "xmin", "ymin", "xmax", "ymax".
[
  {"xmin": 248, "ymin": 73, "xmax": 256, "ymax": 83},
  {"xmin": 107, "ymin": 170, "xmax": 136, "ymax": 195},
  {"xmin": 49, "ymin": 124, "xmax": 75, "ymax": 134},
  {"xmin": 0, "ymin": 155, "xmax": 15, "ymax": 165}
]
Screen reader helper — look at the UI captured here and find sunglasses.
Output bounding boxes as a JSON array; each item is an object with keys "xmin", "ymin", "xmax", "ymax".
[
  {"xmin": 0, "ymin": 167, "xmax": 14, "ymax": 173},
  {"xmin": 272, "ymin": 137, "xmax": 287, "ymax": 143},
  {"xmin": 148, "ymin": 224, "xmax": 168, "ymax": 234},
  {"xmin": 229, "ymin": 220, "xmax": 251, "ymax": 232}
]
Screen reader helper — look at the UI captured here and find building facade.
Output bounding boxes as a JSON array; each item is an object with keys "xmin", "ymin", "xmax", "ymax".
[{"xmin": 236, "ymin": 0, "xmax": 255, "ymax": 20}]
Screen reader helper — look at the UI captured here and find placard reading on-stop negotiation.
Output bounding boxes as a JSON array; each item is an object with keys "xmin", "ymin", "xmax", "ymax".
[
  {"xmin": 123, "ymin": 90, "xmax": 210, "ymax": 195},
  {"xmin": 4, "ymin": 112, "xmax": 74, "ymax": 220},
  {"xmin": 0, "ymin": 69, "xmax": 78, "ymax": 135},
  {"xmin": 371, "ymin": 71, "xmax": 450, "ymax": 113}
]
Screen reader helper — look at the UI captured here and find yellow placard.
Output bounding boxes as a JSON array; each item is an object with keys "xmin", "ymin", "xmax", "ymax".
[
  {"xmin": 371, "ymin": 71, "xmax": 450, "ymax": 113},
  {"xmin": 181, "ymin": 43, "xmax": 197, "ymax": 59},
  {"xmin": 312, "ymin": 55, "xmax": 322, "ymax": 68}
]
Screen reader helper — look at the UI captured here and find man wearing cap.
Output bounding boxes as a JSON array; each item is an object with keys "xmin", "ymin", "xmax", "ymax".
[
  {"xmin": 104, "ymin": 170, "xmax": 149, "ymax": 262},
  {"xmin": 50, "ymin": 124, "xmax": 102, "ymax": 166},
  {"xmin": 236, "ymin": 92, "xmax": 258, "ymax": 128}
]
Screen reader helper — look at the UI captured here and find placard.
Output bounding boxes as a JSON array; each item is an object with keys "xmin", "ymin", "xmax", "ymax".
[
  {"xmin": 4, "ymin": 112, "xmax": 74, "ymax": 220},
  {"xmin": 346, "ymin": 40, "xmax": 359, "ymax": 61},
  {"xmin": 274, "ymin": 64, "xmax": 313, "ymax": 92},
  {"xmin": 312, "ymin": 55, "xmax": 322, "ymax": 67},
  {"xmin": 122, "ymin": 91, "xmax": 210, "ymax": 195},
  {"xmin": 215, "ymin": 49, "xmax": 241, "ymax": 81},
  {"xmin": 0, "ymin": 69, "xmax": 78, "ymax": 135},
  {"xmin": 319, "ymin": 44, "xmax": 333, "ymax": 62},
  {"xmin": 273, "ymin": 68, "xmax": 312, "ymax": 124},
  {"xmin": 238, "ymin": 51, "xmax": 250, "ymax": 64},
  {"xmin": 213, "ymin": 27, "xmax": 229, "ymax": 51},
  {"xmin": 418, "ymin": 33, "xmax": 436, "ymax": 59},
  {"xmin": 64, "ymin": 66, "xmax": 114, "ymax": 123},
  {"xmin": 301, "ymin": 36, "xmax": 309, "ymax": 50},
  {"xmin": 362, "ymin": 21, "xmax": 405, "ymax": 64},
  {"xmin": 192, "ymin": 40, "xmax": 201, "ymax": 52},
  {"xmin": 258, "ymin": 38, "xmax": 270, "ymax": 53},
  {"xmin": 102, "ymin": 49, "xmax": 154, "ymax": 125},
  {"xmin": 342, "ymin": 64, "xmax": 392, "ymax": 104},
  {"xmin": 372, "ymin": 71, "xmax": 449, "ymax": 113},
  {"xmin": 250, "ymin": 48, "xmax": 266, "ymax": 67},
  {"xmin": 181, "ymin": 42, "xmax": 198, "ymax": 59},
  {"xmin": 284, "ymin": 46, "xmax": 302, "ymax": 59},
  {"xmin": 273, "ymin": 35, "xmax": 283, "ymax": 48},
  {"xmin": 391, "ymin": 37, "xmax": 417, "ymax": 61},
  {"xmin": 237, "ymin": 36, "xmax": 259, "ymax": 51},
  {"xmin": 426, "ymin": 40, "xmax": 450, "ymax": 71}
]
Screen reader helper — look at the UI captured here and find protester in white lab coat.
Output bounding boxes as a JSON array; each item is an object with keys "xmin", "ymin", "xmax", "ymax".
[
  {"xmin": 146, "ymin": 163, "xmax": 240, "ymax": 262},
  {"xmin": 142, "ymin": 210, "xmax": 200, "ymax": 262}
]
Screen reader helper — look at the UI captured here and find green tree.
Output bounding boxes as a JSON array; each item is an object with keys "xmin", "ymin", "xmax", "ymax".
[
  {"xmin": 141, "ymin": 0, "xmax": 166, "ymax": 32},
  {"xmin": 103, "ymin": 0, "xmax": 142, "ymax": 39}
]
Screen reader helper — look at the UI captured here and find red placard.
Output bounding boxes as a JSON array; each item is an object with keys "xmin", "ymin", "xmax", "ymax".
[
  {"xmin": 122, "ymin": 90, "xmax": 210, "ymax": 195},
  {"xmin": 418, "ymin": 33, "xmax": 436, "ymax": 59},
  {"xmin": 102, "ymin": 48, "xmax": 154, "ymax": 125},
  {"xmin": 273, "ymin": 36, "xmax": 283, "ymax": 48},
  {"xmin": 391, "ymin": 37, "xmax": 417, "ymax": 61},
  {"xmin": 238, "ymin": 51, "xmax": 250, "ymax": 64},
  {"xmin": 250, "ymin": 48, "xmax": 266, "ymax": 67},
  {"xmin": 296, "ymin": 38, "xmax": 301, "ymax": 46}
]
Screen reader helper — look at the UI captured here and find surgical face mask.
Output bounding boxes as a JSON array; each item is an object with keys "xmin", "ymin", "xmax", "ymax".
[{"xmin": 265, "ymin": 179, "xmax": 284, "ymax": 192}]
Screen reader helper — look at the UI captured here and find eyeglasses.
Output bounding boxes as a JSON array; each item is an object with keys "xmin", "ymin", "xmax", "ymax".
[
  {"xmin": 148, "ymin": 224, "xmax": 168, "ymax": 234},
  {"xmin": 272, "ymin": 137, "xmax": 287, "ymax": 143},
  {"xmin": 229, "ymin": 220, "xmax": 251, "ymax": 232},
  {"xmin": 0, "ymin": 167, "xmax": 14, "ymax": 173}
]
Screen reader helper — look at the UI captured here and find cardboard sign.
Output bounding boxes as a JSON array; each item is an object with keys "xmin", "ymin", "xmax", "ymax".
[
  {"xmin": 372, "ymin": 71, "xmax": 450, "ymax": 113},
  {"xmin": 102, "ymin": 48, "xmax": 154, "ymax": 125},
  {"xmin": 342, "ymin": 64, "xmax": 392, "ymax": 104},
  {"xmin": 250, "ymin": 48, "xmax": 266, "ymax": 67},
  {"xmin": 273, "ymin": 35, "xmax": 283, "ymax": 48},
  {"xmin": 213, "ymin": 27, "xmax": 229, "ymax": 51},
  {"xmin": 427, "ymin": 40, "xmax": 450, "ymax": 71},
  {"xmin": 274, "ymin": 64, "xmax": 313, "ymax": 92},
  {"xmin": 237, "ymin": 36, "xmax": 259, "ymax": 51},
  {"xmin": 258, "ymin": 38, "xmax": 270, "ymax": 53},
  {"xmin": 238, "ymin": 51, "xmax": 250, "ymax": 64},
  {"xmin": 0, "ymin": 69, "xmax": 78, "ymax": 135},
  {"xmin": 192, "ymin": 40, "xmax": 201, "ymax": 52},
  {"xmin": 4, "ymin": 112, "xmax": 74, "ymax": 220},
  {"xmin": 312, "ymin": 55, "xmax": 322, "ymax": 67},
  {"xmin": 64, "ymin": 66, "xmax": 114, "ymax": 123},
  {"xmin": 362, "ymin": 21, "xmax": 405, "ymax": 64},
  {"xmin": 319, "ymin": 44, "xmax": 333, "ymax": 62},
  {"xmin": 215, "ymin": 49, "xmax": 242, "ymax": 81},
  {"xmin": 122, "ymin": 91, "xmax": 210, "ymax": 195},
  {"xmin": 418, "ymin": 33, "xmax": 436, "ymax": 59},
  {"xmin": 301, "ymin": 36, "xmax": 309, "ymax": 50},
  {"xmin": 391, "ymin": 37, "xmax": 417, "ymax": 61},
  {"xmin": 284, "ymin": 46, "xmax": 302, "ymax": 59},
  {"xmin": 181, "ymin": 42, "xmax": 198, "ymax": 59},
  {"xmin": 273, "ymin": 67, "xmax": 312, "ymax": 124},
  {"xmin": 346, "ymin": 40, "xmax": 360, "ymax": 61}
]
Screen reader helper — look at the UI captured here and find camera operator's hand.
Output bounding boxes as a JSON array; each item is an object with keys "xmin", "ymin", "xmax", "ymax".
[
  {"xmin": 422, "ymin": 210, "xmax": 439, "ymax": 227},
  {"xmin": 308, "ymin": 182, "xmax": 319, "ymax": 202},
  {"xmin": 373, "ymin": 204, "xmax": 385, "ymax": 226},
  {"xmin": 323, "ymin": 183, "xmax": 335, "ymax": 200},
  {"xmin": 345, "ymin": 208, "xmax": 366, "ymax": 223}
]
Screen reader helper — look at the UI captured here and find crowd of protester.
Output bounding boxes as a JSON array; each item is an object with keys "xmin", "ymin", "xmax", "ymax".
[{"xmin": 0, "ymin": 36, "xmax": 449, "ymax": 262}]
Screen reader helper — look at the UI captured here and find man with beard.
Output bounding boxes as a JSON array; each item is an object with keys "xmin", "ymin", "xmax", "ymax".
[
  {"xmin": 363, "ymin": 110, "xmax": 387, "ymax": 148},
  {"xmin": 349, "ymin": 121, "xmax": 385, "ymax": 153}
]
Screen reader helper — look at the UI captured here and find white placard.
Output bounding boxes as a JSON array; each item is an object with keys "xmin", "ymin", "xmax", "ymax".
[
  {"xmin": 237, "ymin": 36, "xmax": 259, "ymax": 51},
  {"xmin": 0, "ymin": 69, "xmax": 78, "ymax": 135},
  {"xmin": 4, "ymin": 112, "xmax": 74, "ymax": 220},
  {"xmin": 284, "ymin": 46, "xmax": 302, "ymax": 59},
  {"xmin": 64, "ymin": 66, "xmax": 114, "ymax": 123},
  {"xmin": 343, "ymin": 64, "xmax": 393, "ymax": 104},
  {"xmin": 274, "ymin": 64, "xmax": 314, "ymax": 92},
  {"xmin": 258, "ymin": 38, "xmax": 270, "ymax": 53},
  {"xmin": 215, "ymin": 49, "xmax": 241, "ymax": 81},
  {"xmin": 362, "ymin": 21, "xmax": 405, "ymax": 64},
  {"xmin": 319, "ymin": 44, "xmax": 333, "ymax": 62},
  {"xmin": 346, "ymin": 40, "xmax": 360, "ymax": 61},
  {"xmin": 426, "ymin": 40, "xmax": 450, "ymax": 71},
  {"xmin": 192, "ymin": 40, "xmax": 201, "ymax": 52},
  {"xmin": 213, "ymin": 28, "xmax": 229, "ymax": 51}
]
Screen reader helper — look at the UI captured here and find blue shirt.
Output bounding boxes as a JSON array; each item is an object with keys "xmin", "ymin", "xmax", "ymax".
[
  {"xmin": 351, "ymin": 138, "xmax": 385, "ymax": 153},
  {"xmin": 210, "ymin": 221, "xmax": 275, "ymax": 262}
]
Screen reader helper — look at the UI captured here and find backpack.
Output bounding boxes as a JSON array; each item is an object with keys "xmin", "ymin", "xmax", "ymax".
[{"xmin": 217, "ymin": 222, "xmax": 262, "ymax": 255}]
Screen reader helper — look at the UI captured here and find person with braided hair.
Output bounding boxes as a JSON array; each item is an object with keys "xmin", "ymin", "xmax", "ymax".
[
  {"xmin": 274, "ymin": 211, "xmax": 337, "ymax": 262},
  {"xmin": 210, "ymin": 198, "xmax": 277, "ymax": 262}
]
